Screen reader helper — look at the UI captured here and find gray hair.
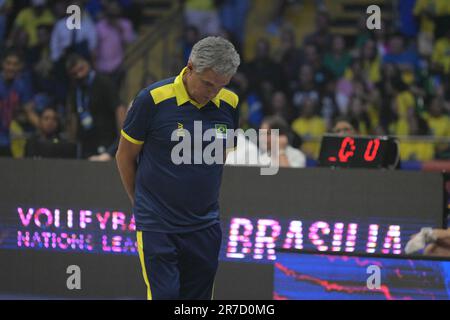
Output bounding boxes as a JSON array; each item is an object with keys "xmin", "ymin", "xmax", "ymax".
[{"xmin": 189, "ymin": 36, "xmax": 240, "ymax": 77}]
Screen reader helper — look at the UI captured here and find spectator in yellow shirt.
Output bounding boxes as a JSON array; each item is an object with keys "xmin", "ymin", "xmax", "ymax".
[
  {"xmin": 389, "ymin": 105, "xmax": 434, "ymax": 161},
  {"xmin": 291, "ymin": 97, "xmax": 326, "ymax": 159},
  {"xmin": 414, "ymin": 0, "xmax": 450, "ymax": 56},
  {"xmin": 432, "ymin": 29, "xmax": 450, "ymax": 75},
  {"xmin": 360, "ymin": 39, "xmax": 381, "ymax": 85},
  {"xmin": 424, "ymin": 96, "xmax": 450, "ymax": 155},
  {"xmin": 8, "ymin": 0, "xmax": 54, "ymax": 48}
]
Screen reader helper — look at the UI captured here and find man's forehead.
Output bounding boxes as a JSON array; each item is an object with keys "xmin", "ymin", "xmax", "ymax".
[{"xmin": 198, "ymin": 68, "xmax": 231, "ymax": 85}]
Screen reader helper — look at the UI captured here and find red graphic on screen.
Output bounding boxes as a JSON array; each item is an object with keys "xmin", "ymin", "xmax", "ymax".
[
  {"xmin": 364, "ymin": 139, "xmax": 380, "ymax": 162},
  {"xmin": 274, "ymin": 262, "xmax": 395, "ymax": 299}
]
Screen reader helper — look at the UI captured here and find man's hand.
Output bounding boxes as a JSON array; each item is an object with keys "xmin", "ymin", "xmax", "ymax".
[
  {"xmin": 89, "ymin": 153, "xmax": 112, "ymax": 161},
  {"xmin": 116, "ymin": 135, "xmax": 143, "ymax": 206}
]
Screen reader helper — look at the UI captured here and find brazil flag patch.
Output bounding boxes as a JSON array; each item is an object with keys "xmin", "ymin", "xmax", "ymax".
[{"xmin": 215, "ymin": 124, "xmax": 227, "ymax": 139}]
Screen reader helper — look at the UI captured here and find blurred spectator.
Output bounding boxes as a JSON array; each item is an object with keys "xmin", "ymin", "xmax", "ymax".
[
  {"xmin": 331, "ymin": 116, "xmax": 357, "ymax": 136},
  {"xmin": 382, "ymin": 33, "xmax": 420, "ymax": 83},
  {"xmin": 266, "ymin": 0, "xmax": 299, "ymax": 35},
  {"xmin": 117, "ymin": 0, "xmax": 144, "ymax": 31},
  {"xmin": 0, "ymin": 0, "xmax": 12, "ymax": 44},
  {"xmin": 229, "ymin": 71, "xmax": 265, "ymax": 130},
  {"xmin": 319, "ymin": 76, "xmax": 339, "ymax": 130},
  {"xmin": 85, "ymin": 0, "xmax": 103, "ymax": 21},
  {"xmin": 259, "ymin": 115, "xmax": 306, "ymax": 168},
  {"xmin": 95, "ymin": 0, "xmax": 135, "ymax": 84},
  {"xmin": 353, "ymin": 16, "xmax": 371, "ymax": 49},
  {"xmin": 25, "ymin": 24, "xmax": 64, "ymax": 129},
  {"xmin": 274, "ymin": 28, "xmax": 301, "ymax": 84},
  {"xmin": 392, "ymin": 74, "xmax": 415, "ymax": 120},
  {"xmin": 51, "ymin": 1, "xmax": 97, "ymax": 102},
  {"xmin": 52, "ymin": 0, "xmax": 69, "ymax": 20},
  {"xmin": 291, "ymin": 96, "xmax": 326, "ymax": 158},
  {"xmin": 339, "ymin": 60, "xmax": 380, "ymax": 131},
  {"xmin": 358, "ymin": 39, "xmax": 381, "ymax": 85},
  {"xmin": 7, "ymin": 0, "xmax": 54, "ymax": 48},
  {"xmin": 398, "ymin": 0, "xmax": 418, "ymax": 38},
  {"xmin": 268, "ymin": 90, "xmax": 294, "ymax": 124},
  {"xmin": 218, "ymin": 0, "xmax": 249, "ymax": 47},
  {"xmin": 290, "ymin": 64, "xmax": 320, "ymax": 114},
  {"xmin": 323, "ymin": 34, "xmax": 352, "ymax": 78},
  {"xmin": 414, "ymin": 0, "xmax": 450, "ymax": 55},
  {"xmin": 299, "ymin": 43, "xmax": 328, "ymax": 89},
  {"xmin": 184, "ymin": 0, "xmax": 220, "ymax": 36},
  {"xmin": 245, "ymin": 38, "xmax": 282, "ymax": 102},
  {"xmin": 51, "ymin": 1, "xmax": 97, "ymax": 64},
  {"xmin": 347, "ymin": 95, "xmax": 372, "ymax": 135},
  {"xmin": 242, "ymin": 92, "xmax": 264, "ymax": 130},
  {"xmin": 432, "ymin": 29, "xmax": 450, "ymax": 75},
  {"xmin": 27, "ymin": 25, "xmax": 56, "ymax": 103},
  {"xmin": 65, "ymin": 54, "xmax": 126, "ymax": 158},
  {"xmin": 303, "ymin": 10, "xmax": 332, "ymax": 54},
  {"xmin": 424, "ymin": 96, "xmax": 450, "ymax": 157},
  {"xmin": 24, "ymin": 106, "xmax": 75, "ymax": 158},
  {"xmin": 389, "ymin": 104, "xmax": 434, "ymax": 161},
  {"xmin": 373, "ymin": 19, "xmax": 390, "ymax": 57},
  {"xmin": 376, "ymin": 63, "xmax": 398, "ymax": 129},
  {"xmin": 183, "ymin": 25, "xmax": 200, "ymax": 64},
  {"xmin": 0, "ymin": 49, "xmax": 34, "ymax": 157}
]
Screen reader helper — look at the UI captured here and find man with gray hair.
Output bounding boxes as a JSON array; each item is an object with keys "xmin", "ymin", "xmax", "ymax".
[{"xmin": 116, "ymin": 36, "xmax": 240, "ymax": 299}]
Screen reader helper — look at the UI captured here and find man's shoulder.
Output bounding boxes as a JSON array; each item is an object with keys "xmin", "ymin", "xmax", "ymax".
[
  {"xmin": 217, "ymin": 88, "xmax": 239, "ymax": 109},
  {"xmin": 131, "ymin": 77, "xmax": 177, "ymax": 106},
  {"xmin": 143, "ymin": 77, "xmax": 177, "ymax": 105}
]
